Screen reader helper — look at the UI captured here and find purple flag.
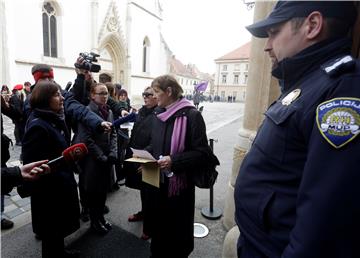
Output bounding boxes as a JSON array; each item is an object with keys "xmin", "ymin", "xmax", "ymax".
[{"xmin": 195, "ymin": 81, "xmax": 208, "ymax": 92}]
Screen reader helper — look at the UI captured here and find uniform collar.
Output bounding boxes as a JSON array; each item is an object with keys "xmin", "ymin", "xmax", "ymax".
[{"xmin": 272, "ymin": 37, "xmax": 352, "ymax": 93}]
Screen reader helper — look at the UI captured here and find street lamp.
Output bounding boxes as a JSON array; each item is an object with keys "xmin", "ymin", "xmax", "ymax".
[{"xmin": 242, "ymin": 0, "xmax": 255, "ymax": 10}]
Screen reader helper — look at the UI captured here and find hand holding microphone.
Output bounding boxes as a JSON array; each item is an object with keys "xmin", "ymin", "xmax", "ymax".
[
  {"xmin": 44, "ymin": 143, "xmax": 88, "ymax": 171},
  {"xmin": 113, "ymin": 112, "xmax": 136, "ymax": 128}
]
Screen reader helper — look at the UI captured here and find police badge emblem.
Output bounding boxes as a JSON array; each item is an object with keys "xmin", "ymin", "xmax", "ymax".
[
  {"xmin": 316, "ymin": 98, "xmax": 360, "ymax": 148},
  {"xmin": 281, "ymin": 89, "xmax": 301, "ymax": 106}
]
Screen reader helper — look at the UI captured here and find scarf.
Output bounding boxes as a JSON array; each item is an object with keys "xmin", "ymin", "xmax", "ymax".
[
  {"xmin": 272, "ymin": 37, "xmax": 351, "ymax": 93},
  {"xmin": 97, "ymin": 103, "xmax": 109, "ymax": 120},
  {"xmin": 157, "ymin": 98, "xmax": 195, "ymax": 197},
  {"xmin": 31, "ymin": 108, "xmax": 70, "ymax": 143}
]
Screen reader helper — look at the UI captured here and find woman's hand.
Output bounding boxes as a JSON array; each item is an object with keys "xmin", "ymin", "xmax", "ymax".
[
  {"xmin": 158, "ymin": 155, "xmax": 172, "ymax": 170},
  {"xmin": 101, "ymin": 121, "xmax": 112, "ymax": 132},
  {"xmin": 121, "ymin": 110, "xmax": 129, "ymax": 117}
]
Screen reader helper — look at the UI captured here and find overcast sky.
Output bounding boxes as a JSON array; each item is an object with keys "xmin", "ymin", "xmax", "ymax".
[{"xmin": 161, "ymin": 0, "xmax": 255, "ymax": 74}]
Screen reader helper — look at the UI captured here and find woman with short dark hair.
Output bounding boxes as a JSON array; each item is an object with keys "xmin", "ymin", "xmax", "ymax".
[{"xmin": 22, "ymin": 80, "xmax": 80, "ymax": 258}]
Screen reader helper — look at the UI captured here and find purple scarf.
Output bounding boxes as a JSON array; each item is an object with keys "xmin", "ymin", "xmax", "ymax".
[{"xmin": 157, "ymin": 98, "xmax": 194, "ymax": 196}]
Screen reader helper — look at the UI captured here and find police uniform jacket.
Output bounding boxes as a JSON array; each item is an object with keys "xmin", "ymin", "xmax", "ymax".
[{"xmin": 235, "ymin": 37, "xmax": 360, "ymax": 258}]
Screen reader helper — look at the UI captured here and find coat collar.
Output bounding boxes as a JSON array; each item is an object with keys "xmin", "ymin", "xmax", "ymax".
[{"xmin": 272, "ymin": 37, "xmax": 352, "ymax": 93}]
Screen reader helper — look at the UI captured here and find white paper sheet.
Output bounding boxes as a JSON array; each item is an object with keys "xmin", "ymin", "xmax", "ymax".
[{"xmin": 130, "ymin": 148, "xmax": 157, "ymax": 161}]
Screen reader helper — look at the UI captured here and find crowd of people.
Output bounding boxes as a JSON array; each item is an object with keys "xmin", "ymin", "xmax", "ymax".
[{"xmin": 1, "ymin": 56, "xmax": 213, "ymax": 258}]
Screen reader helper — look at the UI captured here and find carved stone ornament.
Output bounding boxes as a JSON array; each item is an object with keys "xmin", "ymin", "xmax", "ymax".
[{"xmin": 107, "ymin": 16, "xmax": 118, "ymax": 32}]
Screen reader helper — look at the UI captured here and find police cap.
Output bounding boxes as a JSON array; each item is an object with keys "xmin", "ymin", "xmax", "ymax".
[{"xmin": 246, "ymin": 1, "xmax": 358, "ymax": 38}]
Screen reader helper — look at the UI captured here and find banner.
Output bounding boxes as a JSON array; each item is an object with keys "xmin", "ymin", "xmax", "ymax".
[{"xmin": 195, "ymin": 81, "xmax": 208, "ymax": 92}]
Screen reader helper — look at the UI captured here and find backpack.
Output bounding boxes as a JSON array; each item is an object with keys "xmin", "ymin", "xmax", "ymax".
[
  {"xmin": 192, "ymin": 145, "xmax": 219, "ymax": 188},
  {"xmin": 182, "ymin": 108, "xmax": 220, "ymax": 188}
]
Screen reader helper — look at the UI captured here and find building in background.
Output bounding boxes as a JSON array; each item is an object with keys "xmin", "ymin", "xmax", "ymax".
[
  {"xmin": 1, "ymin": 0, "xmax": 172, "ymax": 105},
  {"xmin": 214, "ymin": 42, "xmax": 251, "ymax": 102},
  {"xmin": 170, "ymin": 55, "xmax": 214, "ymax": 99}
]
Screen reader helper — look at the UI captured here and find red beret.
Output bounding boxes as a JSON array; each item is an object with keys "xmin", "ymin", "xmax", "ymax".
[{"xmin": 13, "ymin": 84, "xmax": 23, "ymax": 90}]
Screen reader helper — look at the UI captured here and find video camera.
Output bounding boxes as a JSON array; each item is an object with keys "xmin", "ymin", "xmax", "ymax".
[{"xmin": 74, "ymin": 52, "xmax": 101, "ymax": 73}]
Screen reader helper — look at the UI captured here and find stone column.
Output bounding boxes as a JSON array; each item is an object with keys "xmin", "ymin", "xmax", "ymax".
[
  {"xmin": 0, "ymin": 1, "xmax": 10, "ymax": 85},
  {"xmin": 91, "ymin": 0, "xmax": 99, "ymax": 53},
  {"xmin": 125, "ymin": 0, "xmax": 132, "ymax": 93},
  {"xmin": 222, "ymin": 2, "xmax": 279, "ymax": 257}
]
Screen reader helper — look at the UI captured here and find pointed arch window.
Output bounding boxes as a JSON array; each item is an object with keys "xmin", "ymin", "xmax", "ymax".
[
  {"xmin": 42, "ymin": 2, "xmax": 57, "ymax": 57},
  {"xmin": 142, "ymin": 37, "xmax": 150, "ymax": 73}
]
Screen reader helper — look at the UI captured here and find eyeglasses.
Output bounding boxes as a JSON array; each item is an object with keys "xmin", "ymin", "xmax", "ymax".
[
  {"xmin": 94, "ymin": 92, "xmax": 108, "ymax": 96},
  {"xmin": 142, "ymin": 92, "xmax": 153, "ymax": 98}
]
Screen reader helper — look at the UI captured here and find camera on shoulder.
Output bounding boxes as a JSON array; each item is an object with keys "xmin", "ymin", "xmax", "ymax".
[{"xmin": 75, "ymin": 52, "xmax": 101, "ymax": 73}]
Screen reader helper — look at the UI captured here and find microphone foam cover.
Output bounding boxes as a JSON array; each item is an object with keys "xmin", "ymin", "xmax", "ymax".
[{"xmin": 62, "ymin": 143, "xmax": 88, "ymax": 162}]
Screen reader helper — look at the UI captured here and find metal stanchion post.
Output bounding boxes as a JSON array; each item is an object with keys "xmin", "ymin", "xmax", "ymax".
[{"xmin": 201, "ymin": 138, "xmax": 222, "ymax": 220}]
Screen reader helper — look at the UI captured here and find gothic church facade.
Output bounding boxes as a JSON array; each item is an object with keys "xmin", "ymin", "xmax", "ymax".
[{"xmin": 1, "ymin": 0, "xmax": 172, "ymax": 102}]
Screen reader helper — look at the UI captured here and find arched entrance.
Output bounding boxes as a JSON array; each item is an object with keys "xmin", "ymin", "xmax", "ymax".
[{"xmin": 98, "ymin": 32, "xmax": 128, "ymax": 89}]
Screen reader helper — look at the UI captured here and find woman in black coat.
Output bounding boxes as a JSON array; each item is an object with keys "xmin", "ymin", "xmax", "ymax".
[
  {"xmin": 21, "ymin": 81, "xmax": 80, "ymax": 258},
  {"xmin": 75, "ymin": 83, "xmax": 117, "ymax": 234},
  {"xmin": 124, "ymin": 86, "xmax": 157, "ymax": 240},
  {"xmin": 147, "ymin": 75, "xmax": 212, "ymax": 258}
]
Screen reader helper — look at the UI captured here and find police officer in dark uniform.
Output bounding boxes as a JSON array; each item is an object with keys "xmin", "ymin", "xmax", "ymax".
[{"xmin": 234, "ymin": 2, "xmax": 360, "ymax": 257}]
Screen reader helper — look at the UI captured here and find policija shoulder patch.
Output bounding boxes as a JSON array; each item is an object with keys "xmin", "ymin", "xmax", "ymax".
[{"xmin": 316, "ymin": 98, "xmax": 360, "ymax": 148}]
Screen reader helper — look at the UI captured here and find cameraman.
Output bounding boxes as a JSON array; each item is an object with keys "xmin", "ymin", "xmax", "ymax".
[
  {"xmin": 72, "ymin": 55, "xmax": 129, "ymax": 117},
  {"xmin": 71, "ymin": 56, "xmax": 95, "ymax": 105}
]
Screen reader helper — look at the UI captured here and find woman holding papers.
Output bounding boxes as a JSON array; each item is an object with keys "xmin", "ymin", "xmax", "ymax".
[{"xmin": 147, "ymin": 75, "xmax": 213, "ymax": 258}]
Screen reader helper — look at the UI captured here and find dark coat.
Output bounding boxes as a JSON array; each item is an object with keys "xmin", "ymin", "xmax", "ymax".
[
  {"xmin": 21, "ymin": 109, "xmax": 79, "ymax": 237},
  {"xmin": 235, "ymin": 38, "xmax": 360, "ymax": 258},
  {"xmin": 9, "ymin": 93, "xmax": 25, "ymax": 142},
  {"xmin": 124, "ymin": 105, "xmax": 156, "ymax": 189},
  {"xmin": 107, "ymin": 97, "xmax": 128, "ymax": 119},
  {"xmin": 147, "ymin": 105, "xmax": 210, "ymax": 257},
  {"xmin": 71, "ymin": 74, "xmax": 91, "ymax": 106},
  {"xmin": 193, "ymin": 91, "xmax": 201, "ymax": 105},
  {"xmin": 9, "ymin": 94, "xmax": 24, "ymax": 122},
  {"xmin": 1, "ymin": 99, "xmax": 23, "ymax": 166},
  {"xmin": 1, "ymin": 166, "xmax": 22, "ymax": 195},
  {"xmin": 75, "ymin": 101, "xmax": 117, "ymax": 193}
]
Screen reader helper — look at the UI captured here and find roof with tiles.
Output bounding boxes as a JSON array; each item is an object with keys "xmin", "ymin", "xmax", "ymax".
[{"xmin": 170, "ymin": 56, "xmax": 197, "ymax": 78}]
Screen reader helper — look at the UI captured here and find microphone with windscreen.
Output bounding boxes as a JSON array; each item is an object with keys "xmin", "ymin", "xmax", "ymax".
[{"xmin": 46, "ymin": 143, "xmax": 88, "ymax": 169}]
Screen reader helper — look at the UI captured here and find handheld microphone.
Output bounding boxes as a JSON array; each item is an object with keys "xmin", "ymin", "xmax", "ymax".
[
  {"xmin": 47, "ymin": 143, "xmax": 88, "ymax": 168},
  {"xmin": 113, "ymin": 112, "xmax": 136, "ymax": 128}
]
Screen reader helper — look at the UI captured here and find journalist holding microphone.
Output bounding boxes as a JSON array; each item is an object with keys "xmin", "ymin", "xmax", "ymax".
[
  {"xmin": 1, "ymin": 160, "xmax": 50, "ymax": 195},
  {"xmin": 21, "ymin": 80, "xmax": 81, "ymax": 258}
]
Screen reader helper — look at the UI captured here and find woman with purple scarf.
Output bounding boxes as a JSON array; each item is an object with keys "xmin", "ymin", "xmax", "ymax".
[{"xmin": 146, "ymin": 75, "xmax": 212, "ymax": 258}]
